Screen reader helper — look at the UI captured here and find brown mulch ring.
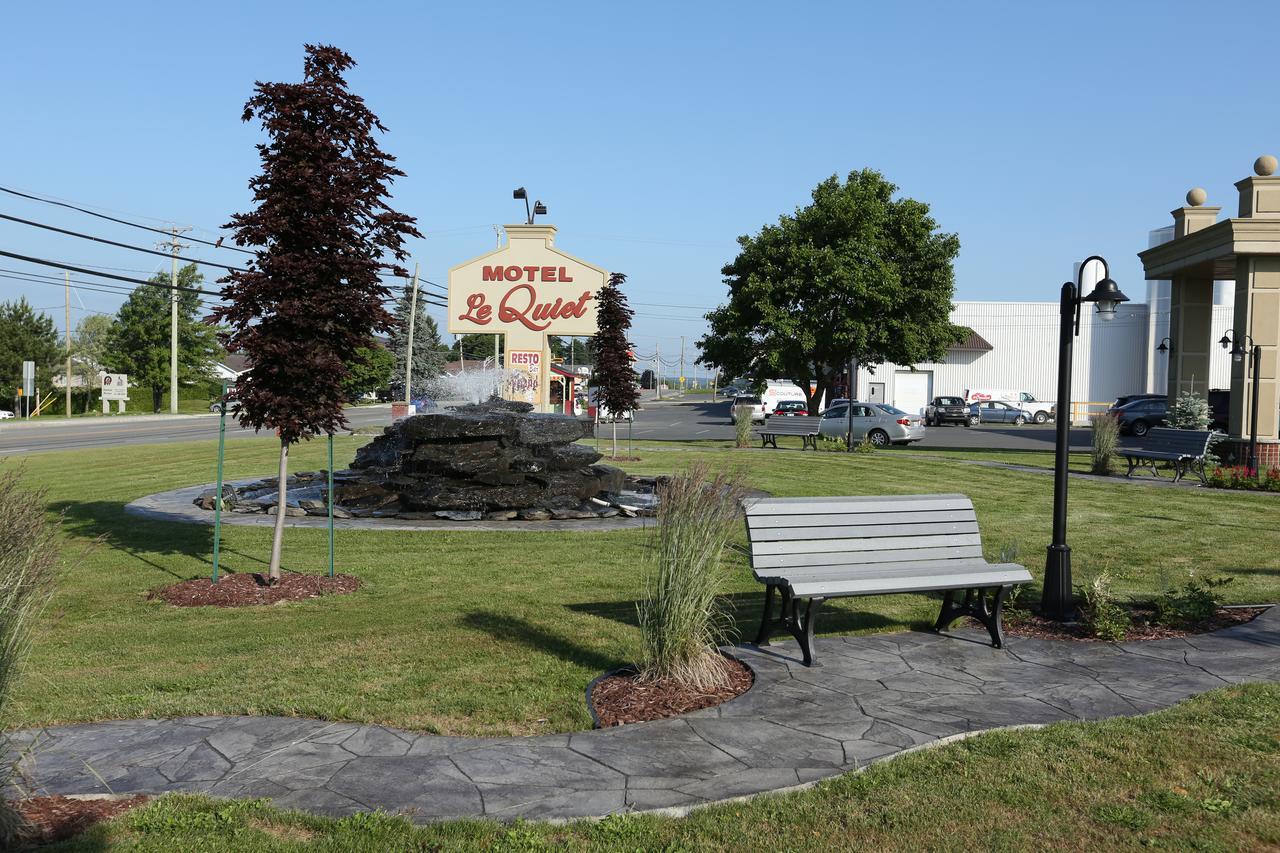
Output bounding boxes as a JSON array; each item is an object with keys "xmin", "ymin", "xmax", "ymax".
[
  {"xmin": 590, "ymin": 657, "xmax": 754, "ymax": 727},
  {"xmin": 13, "ymin": 794, "xmax": 148, "ymax": 846},
  {"xmin": 985, "ymin": 606, "xmax": 1268, "ymax": 642},
  {"xmin": 148, "ymin": 571, "xmax": 361, "ymax": 608}
]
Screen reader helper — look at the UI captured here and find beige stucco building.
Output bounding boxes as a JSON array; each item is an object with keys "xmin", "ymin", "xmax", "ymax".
[{"xmin": 1138, "ymin": 156, "xmax": 1280, "ymax": 465}]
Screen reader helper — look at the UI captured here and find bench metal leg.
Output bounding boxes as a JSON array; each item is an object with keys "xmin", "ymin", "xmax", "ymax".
[
  {"xmin": 933, "ymin": 586, "xmax": 1011, "ymax": 649},
  {"xmin": 754, "ymin": 585, "xmax": 825, "ymax": 666},
  {"xmin": 754, "ymin": 583, "xmax": 778, "ymax": 645}
]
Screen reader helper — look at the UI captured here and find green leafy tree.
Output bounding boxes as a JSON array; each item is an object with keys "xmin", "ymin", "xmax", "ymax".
[
  {"xmin": 343, "ymin": 345, "xmax": 395, "ymax": 399},
  {"xmin": 0, "ymin": 298, "xmax": 63, "ymax": 405},
  {"xmin": 697, "ymin": 169, "xmax": 965, "ymax": 413},
  {"xmin": 550, "ymin": 336, "xmax": 593, "ymax": 366},
  {"xmin": 103, "ymin": 264, "xmax": 223, "ymax": 412},
  {"xmin": 449, "ymin": 334, "xmax": 500, "ymax": 364},
  {"xmin": 387, "ymin": 285, "xmax": 446, "ymax": 399},
  {"xmin": 71, "ymin": 314, "xmax": 114, "ymax": 412}
]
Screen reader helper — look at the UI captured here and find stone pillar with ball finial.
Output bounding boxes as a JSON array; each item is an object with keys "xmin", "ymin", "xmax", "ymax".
[
  {"xmin": 1167, "ymin": 186, "xmax": 1219, "ymax": 400},
  {"xmin": 1229, "ymin": 154, "xmax": 1280, "ymax": 445}
]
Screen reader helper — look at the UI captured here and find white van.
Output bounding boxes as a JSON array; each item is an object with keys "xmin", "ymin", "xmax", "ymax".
[
  {"xmin": 963, "ymin": 389, "xmax": 1054, "ymax": 423},
  {"xmin": 760, "ymin": 380, "xmax": 808, "ymax": 417}
]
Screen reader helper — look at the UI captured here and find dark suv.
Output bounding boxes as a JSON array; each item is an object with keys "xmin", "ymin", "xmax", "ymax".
[
  {"xmin": 1112, "ymin": 398, "xmax": 1169, "ymax": 436},
  {"xmin": 1110, "ymin": 393, "xmax": 1166, "ymax": 411},
  {"xmin": 925, "ymin": 395, "xmax": 968, "ymax": 426}
]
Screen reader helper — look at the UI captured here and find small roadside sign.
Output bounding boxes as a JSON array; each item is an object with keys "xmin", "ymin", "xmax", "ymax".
[{"xmin": 101, "ymin": 374, "xmax": 129, "ymax": 401}]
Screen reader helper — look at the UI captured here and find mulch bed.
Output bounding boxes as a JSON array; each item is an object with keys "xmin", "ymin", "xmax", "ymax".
[
  {"xmin": 590, "ymin": 657, "xmax": 754, "ymax": 727},
  {"xmin": 148, "ymin": 571, "xmax": 361, "ymax": 608},
  {"xmin": 12, "ymin": 795, "xmax": 148, "ymax": 846},
  {"xmin": 987, "ymin": 606, "xmax": 1268, "ymax": 642}
]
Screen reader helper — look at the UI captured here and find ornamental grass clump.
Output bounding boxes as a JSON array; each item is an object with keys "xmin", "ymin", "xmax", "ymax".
[
  {"xmin": 637, "ymin": 463, "xmax": 749, "ymax": 690},
  {"xmin": 0, "ymin": 467, "xmax": 61, "ymax": 846},
  {"xmin": 1090, "ymin": 413, "xmax": 1118, "ymax": 475}
]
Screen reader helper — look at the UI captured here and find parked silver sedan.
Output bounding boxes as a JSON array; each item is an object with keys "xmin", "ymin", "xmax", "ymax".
[{"xmin": 818, "ymin": 402, "xmax": 925, "ymax": 446}]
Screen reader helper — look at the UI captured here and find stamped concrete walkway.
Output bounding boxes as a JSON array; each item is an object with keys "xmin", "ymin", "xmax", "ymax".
[{"xmin": 7, "ymin": 609, "xmax": 1278, "ymax": 822}]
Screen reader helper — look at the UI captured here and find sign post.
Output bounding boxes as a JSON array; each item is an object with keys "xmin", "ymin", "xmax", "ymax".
[
  {"xmin": 21, "ymin": 361, "xmax": 34, "ymax": 419},
  {"xmin": 448, "ymin": 224, "xmax": 607, "ymax": 413}
]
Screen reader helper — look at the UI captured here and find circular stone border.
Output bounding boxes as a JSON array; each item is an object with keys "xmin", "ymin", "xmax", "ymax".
[{"xmin": 126, "ymin": 479, "xmax": 655, "ymax": 533}]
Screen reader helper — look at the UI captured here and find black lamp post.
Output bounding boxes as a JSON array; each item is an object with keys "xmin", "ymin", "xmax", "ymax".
[
  {"xmin": 1043, "ymin": 256, "xmax": 1130, "ymax": 621},
  {"xmin": 1219, "ymin": 330, "xmax": 1262, "ymax": 472}
]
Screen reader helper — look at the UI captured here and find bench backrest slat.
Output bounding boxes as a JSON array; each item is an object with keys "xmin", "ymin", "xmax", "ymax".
[
  {"xmin": 751, "ymin": 543, "xmax": 986, "ymax": 570},
  {"xmin": 749, "ymin": 520, "xmax": 979, "ymax": 543},
  {"xmin": 748, "ymin": 508, "xmax": 976, "ymax": 530},
  {"xmin": 744, "ymin": 494, "xmax": 984, "ymax": 576}
]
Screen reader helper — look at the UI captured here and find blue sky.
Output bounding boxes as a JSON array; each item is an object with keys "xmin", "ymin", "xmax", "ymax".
[{"xmin": 2, "ymin": 0, "xmax": 1277, "ymax": 370}]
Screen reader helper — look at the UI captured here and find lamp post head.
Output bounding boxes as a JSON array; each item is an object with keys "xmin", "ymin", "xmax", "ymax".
[
  {"xmin": 1156, "ymin": 339, "xmax": 1169, "ymax": 354},
  {"xmin": 1219, "ymin": 333, "xmax": 1232, "ymax": 350},
  {"xmin": 533, "ymin": 201, "xmax": 547, "ymax": 217},
  {"xmin": 1083, "ymin": 276, "xmax": 1129, "ymax": 321},
  {"xmin": 512, "ymin": 187, "xmax": 527, "ymax": 200}
]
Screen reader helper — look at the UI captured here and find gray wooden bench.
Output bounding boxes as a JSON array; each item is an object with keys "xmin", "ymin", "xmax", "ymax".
[
  {"xmin": 1117, "ymin": 427, "xmax": 1214, "ymax": 483},
  {"xmin": 754, "ymin": 416, "xmax": 823, "ymax": 450},
  {"xmin": 745, "ymin": 494, "xmax": 1032, "ymax": 666}
]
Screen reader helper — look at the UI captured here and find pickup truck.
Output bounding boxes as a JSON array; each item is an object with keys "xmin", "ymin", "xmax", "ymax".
[{"xmin": 924, "ymin": 395, "xmax": 968, "ymax": 426}]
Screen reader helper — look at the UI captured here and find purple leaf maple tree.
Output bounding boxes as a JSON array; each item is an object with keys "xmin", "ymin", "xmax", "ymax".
[{"xmin": 215, "ymin": 44, "xmax": 420, "ymax": 581}]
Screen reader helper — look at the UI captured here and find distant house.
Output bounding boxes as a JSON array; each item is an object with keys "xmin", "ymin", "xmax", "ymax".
[{"xmin": 212, "ymin": 353, "xmax": 251, "ymax": 382}]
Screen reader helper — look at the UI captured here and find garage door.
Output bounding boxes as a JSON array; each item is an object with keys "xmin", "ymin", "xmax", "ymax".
[{"xmin": 894, "ymin": 371, "xmax": 932, "ymax": 416}]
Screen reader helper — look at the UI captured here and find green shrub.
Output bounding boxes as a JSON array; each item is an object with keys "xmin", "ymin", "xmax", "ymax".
[
  {"xmin": 815, "ymin": 435, "xmax": 846, "ymax": 452},
  {"xmin": 1170, "ymin": 392, "xmax": 1210, "ymax": 431},
  {"xmin": 636, "ymin": 463, "xmax": 749, "ymax": 689},
  {"xmin": 1155, "ymin": 573, "xmax": 1233, "ymax": 627},
  {"xmin": 0, "ymin": 467, "xmax": 62, "ymax": 846},
  {"xmin": 734, "ymin": 407, "xmax": 752, "ymax": 448},
  {"xmin": 1090, "ymin": 413, "xmax": 1119, "ymax": 475},
  {"xmin": 1081, "ymin": 570, "xmax": 1129, "ymax": 641}
]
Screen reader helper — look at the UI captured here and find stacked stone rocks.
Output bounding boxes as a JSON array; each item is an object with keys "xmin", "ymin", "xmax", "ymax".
[{"xmin": 347, "ymin": 399, "xmax": 627, "ymax": 518}]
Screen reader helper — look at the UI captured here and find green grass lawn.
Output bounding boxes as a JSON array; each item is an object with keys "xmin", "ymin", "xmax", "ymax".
[
  {"xmin": 52, "ymin": 684, "xmax": 1280, "ymax": 851},
  {"xmin": 5, "ymin": 437, "xmax": 1279, "ymax": 736}
]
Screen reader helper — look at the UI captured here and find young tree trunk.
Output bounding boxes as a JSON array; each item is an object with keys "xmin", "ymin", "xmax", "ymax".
[
  {"xmin": 612, "ymin": 418, "xmax": 618, "ymax": 459},
  {"xmin": 152, "ymin": 386, "xmax": 163, "ymax": 413},
  {"xmin": 268, "ymin": 438, "xmax": 289, "ymax": 583}
]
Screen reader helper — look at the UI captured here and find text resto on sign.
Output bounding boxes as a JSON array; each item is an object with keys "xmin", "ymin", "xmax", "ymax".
[{"xmin": 448, "ymin": 224, "xmax": 608, "ymax": 411}]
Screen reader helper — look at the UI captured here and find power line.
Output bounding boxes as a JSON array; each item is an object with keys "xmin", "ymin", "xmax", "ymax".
[
  {"xmin": 0, "ymin": 184, "xmax": 257, "ymax": 255},
  {"xmin": 0, "ymin": 212, "xmax": 246, "ymax": 272},
  {"xmin": 0, "ymin": 250, "xmax": 223, "ymax": 294}
]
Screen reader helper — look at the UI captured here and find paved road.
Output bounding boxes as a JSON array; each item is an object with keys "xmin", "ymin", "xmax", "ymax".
[
  {"xmin": 611, "ymin": 397, "xmax": 1093, "ymax": 452},
  {"xmin": 3, "ymin": 396, "xmax": 1092, "ymax": 456},
  {"xmin": 0, "ymin": 406, "xmax": 394, "ymax": 456}
]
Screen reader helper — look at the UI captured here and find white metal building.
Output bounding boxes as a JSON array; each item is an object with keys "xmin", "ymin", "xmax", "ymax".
[{"xmin": 853, "ymin": 230, "xmax": 1236, "ymax": 419}]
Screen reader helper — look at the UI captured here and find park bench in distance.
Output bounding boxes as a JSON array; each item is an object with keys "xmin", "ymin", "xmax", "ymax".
[
  {"xmin": 1117, "ymin": 427, "xmax": 1215, "ymax": 483},
  {"xmin": 745, "ymin": 494, "xmax": 1032, "ymax": 666},
  {"xmin": 754, "ymin": 416, "xmax": 823, "ymax": 450}
]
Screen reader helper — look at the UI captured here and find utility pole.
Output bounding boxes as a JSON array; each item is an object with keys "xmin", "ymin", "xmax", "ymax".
[
  {"xmin": 404, "ymin": 263, "xmax": 420, "ymax": 404},
  {"xmin": 64, "ymin": 270, "xmax": 72, "ymax": 417},
  {"xmin": 680, "ymin": 336, "xmax": 685, "ymax": 391},
  {"xmin": 162, "ymin": 226, "xmax": 190, "ymax": 414},
  {"xmin": 655, "ymin": 343, "xmax": 661, "ymax": 400}
]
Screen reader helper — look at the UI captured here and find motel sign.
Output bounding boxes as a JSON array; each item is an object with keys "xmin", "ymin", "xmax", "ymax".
[{"xmin": 448, "ymin": 224, "xmax": 607, "ymax": 411}]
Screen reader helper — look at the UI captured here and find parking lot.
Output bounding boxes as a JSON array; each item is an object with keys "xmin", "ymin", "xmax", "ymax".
[{"xmin": 606, "ymin": 396, "xmax": 1092, "ymax": 452}]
